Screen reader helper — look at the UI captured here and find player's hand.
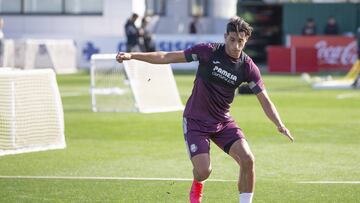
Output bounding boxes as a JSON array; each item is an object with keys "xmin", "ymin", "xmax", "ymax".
[
  {"xmin": 116, "ymin": 52, "xmax": 131, "ymax": 63},
  {"xmin": 277, "ymin": 125, "xmax": 294, "ymax": 142}
]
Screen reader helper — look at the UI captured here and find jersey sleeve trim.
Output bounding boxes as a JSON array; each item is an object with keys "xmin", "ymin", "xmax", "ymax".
[
  {"xmin": 185, "ymin": 53, "xmax": 198, "ymax": 62},
  {"xmin": 248, "ymin": 81, "xmax": 264, "ymax": 94}
]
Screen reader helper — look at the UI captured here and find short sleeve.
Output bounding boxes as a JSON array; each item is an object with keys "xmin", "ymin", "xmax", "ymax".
[
  {"xmin": 184, "ymin": 43, "xmax": 213, "ymax": 63},
  {"xmin": 245, "ymin": 59, "xmax": 265, "ymax": 94}
]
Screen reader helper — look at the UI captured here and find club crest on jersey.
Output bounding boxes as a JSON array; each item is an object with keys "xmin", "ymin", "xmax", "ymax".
[
  {"xmin": 190, "ymin": 144, "xmax": 198, "ymax": 153},
  {"xmin": 212, "ymin": 66, "xmax": 237, "ymax": 85}
]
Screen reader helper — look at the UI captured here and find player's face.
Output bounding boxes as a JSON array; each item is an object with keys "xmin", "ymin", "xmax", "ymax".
[{"xmin": 224, "ymin": 32, "xmax": 248, "ymax": 59}]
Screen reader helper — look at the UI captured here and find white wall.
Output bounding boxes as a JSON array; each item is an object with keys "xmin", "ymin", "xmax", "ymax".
[
  {"xmin": 154, "ymin": 0, "xmax": 237, "ymax": 34},
  {"xmin": 211, "ymin": 0, "xmax": 237, "ymax": 18},
  {"xmin": 210, "ymin": 0, "xmax": 238, "ymax": 34}
]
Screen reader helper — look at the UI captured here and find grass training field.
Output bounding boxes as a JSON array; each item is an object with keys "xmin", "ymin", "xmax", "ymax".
[{"xmin": 0, "ymin": 72, "xmax": 360, "ymax": 202}]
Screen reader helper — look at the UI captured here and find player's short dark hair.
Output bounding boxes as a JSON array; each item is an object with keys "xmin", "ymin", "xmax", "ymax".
[{"xmin": 226, "ymin": 16, "xmax": 253, "ymax": 38}]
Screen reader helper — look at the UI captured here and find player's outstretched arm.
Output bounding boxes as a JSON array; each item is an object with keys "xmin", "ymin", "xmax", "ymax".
[
  {"xmin": 256, "ymin": 90, "xmax": 294, "ymax": 142},
  {"xmin": 116, "ymin": 51, "xmax": 187, "ymax": 64}
]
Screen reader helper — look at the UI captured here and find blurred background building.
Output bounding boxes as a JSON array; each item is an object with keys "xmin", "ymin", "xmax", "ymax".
[{"xmin": 0, "ymin": 0, "xmax": 238, "ymax": 36}]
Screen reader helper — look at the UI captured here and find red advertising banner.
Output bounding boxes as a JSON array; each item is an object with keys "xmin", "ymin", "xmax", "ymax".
[
  {"xmin": 289, "ymin": 36, "xmax": 357, "ymax": 69},
  {"xmin": 267, "ymin": 46, "xmax": 318, "ymax": 73}
]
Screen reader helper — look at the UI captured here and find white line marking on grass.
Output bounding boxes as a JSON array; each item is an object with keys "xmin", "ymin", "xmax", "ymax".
[
  {"xmin": 336, "ymin": 93, "xmax": 359, "ymax": 99},
  {"xmin": 61, "ymin": 92, "xmax": 88, "ymax": 97},
  {"xmin": 297, "ymin": 181, "xmax": 360, "ymax": 184},
  {"xmin": 0, "ymin": 176, "xmax": 236, "ymax": 182}
]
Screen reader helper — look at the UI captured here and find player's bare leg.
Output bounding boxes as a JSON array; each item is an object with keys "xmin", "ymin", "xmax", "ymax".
[
  {"xmin": 191, "ymin": 153, "xmax": 212, "ymax": 181},
  {"xmin": 229, "ymin": 139, "xmax": 255, "ymax": 203},
  {"xmin": 189, "ymin": 153, "xmax": 212, "ymax": 203}
]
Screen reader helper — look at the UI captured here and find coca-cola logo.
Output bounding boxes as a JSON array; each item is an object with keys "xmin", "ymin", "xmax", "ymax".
[{"xmin": 315, "ymin": 40, "xmax": 357, "ymax": 66}]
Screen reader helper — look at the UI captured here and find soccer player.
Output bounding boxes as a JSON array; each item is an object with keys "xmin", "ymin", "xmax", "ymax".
[{"xmin": 116, "ymin": 16, "xmax": 294, "ymax": 203}]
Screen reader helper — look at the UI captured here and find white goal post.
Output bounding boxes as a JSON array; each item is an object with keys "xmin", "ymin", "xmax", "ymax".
[
  {"xmin": 0, "ymin": 68, "xmax": 66, "ymax": 156},
  {"xmin": 90, "ymin": 54, "xmax": 184, "ymax": 113}
]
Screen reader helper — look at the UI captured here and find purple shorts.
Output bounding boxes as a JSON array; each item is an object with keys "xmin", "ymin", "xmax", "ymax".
[{"xmin": 183, "ymin": 117, "xmax": 245, "ymax": 158}]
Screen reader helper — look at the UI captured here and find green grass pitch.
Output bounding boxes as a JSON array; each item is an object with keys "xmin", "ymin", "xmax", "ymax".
[{"xmin": 0, "ymin": 72, "xmax": 360, "ymax": 202}]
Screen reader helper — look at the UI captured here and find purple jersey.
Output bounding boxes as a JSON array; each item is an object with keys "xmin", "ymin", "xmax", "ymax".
[{"xmin": 183, "ymin": 43, "xmax": 265, "ymax": 123}]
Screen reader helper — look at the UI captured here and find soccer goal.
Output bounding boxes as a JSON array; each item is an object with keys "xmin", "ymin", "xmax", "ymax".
[
  {"xmin": 4, "ymin": 39, "xmax": 77, "ymax": 74},
  {"xmin": 0, "ymin": 68, "xmax": 65, "ymax": 156},
  {"xmin": 90, "ymin": 54, "xmax": 184, "ymax": 113},
  {"xmin": 0, "ymin": 39, "xmax": 15, "ymax": 67}
]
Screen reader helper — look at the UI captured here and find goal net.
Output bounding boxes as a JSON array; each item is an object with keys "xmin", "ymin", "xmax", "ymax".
[
  {"xmin": 0, "ymin": 68, "xmax": 65, "ymax": 156},
  {"xmin": 90, "ymin": 54, "xmax": 135, "ymax": 112},
  {"xmin": 1, "ymin": 39, "xmax": 15, "ymax": 67},
  {"xmin": 3, "ymin": 39, "xmax": 77, "ymax": 74},
  {"xmin": 90, "ymin": 54, "xmax": 184, "ymax": 113}
]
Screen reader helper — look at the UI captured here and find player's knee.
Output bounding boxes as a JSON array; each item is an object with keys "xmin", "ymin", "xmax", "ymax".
[
  {"xmin": 196, "ymin": 167, "xmax": 212, "ymax": 181},
  {"xmin": 240, "ymin": 154, "xmax": 255, "ymax": 170}
]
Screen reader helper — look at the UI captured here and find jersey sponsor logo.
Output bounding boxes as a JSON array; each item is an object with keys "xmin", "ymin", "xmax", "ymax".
[
  {"xmin": 212, "ymin": 60, "xmax": 221, "ymax": 64},
  {"xmin": 190, "ymin": 144, "xmax": 198, "ymax": 153},
  {"xmin": 212, "ymin": 66, "xmax": 237, "ymax": 85}
]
